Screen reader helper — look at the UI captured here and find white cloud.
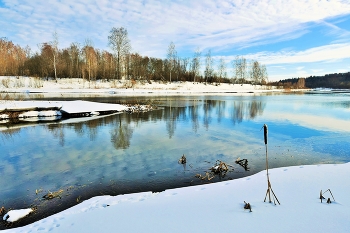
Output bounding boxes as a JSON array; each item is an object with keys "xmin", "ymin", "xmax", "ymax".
[
  {"xmin": 311, "ymin": 69, "xmax": 324, "ymax": 73},
  {"xmin": 1, "ymin": 0, "xmax": 350, "ymax": 59},
  {"xmin": 260, "ymin": 112, "xmax": 350, "ymax": 133},
  {"xmin": 245, "ymin": 43, "xmax": 350, "ymax": 65}
]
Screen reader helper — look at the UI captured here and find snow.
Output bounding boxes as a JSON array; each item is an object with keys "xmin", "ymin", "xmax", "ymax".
[
  {"xmin": 0, "ymin": 100, "xmax": 127, "ymax": 114},
  {"xmin": 59, "ymin": 100, "xmax": 127, "ymax": 114},
  {"xmin": 18, "ymin": 110, "xmax": 61, "ymax": 118},
  {"xmin": 0, "ymin": 100, "xmax": 127, "ymax": 121},
  {"xmin": 0, "ymin": 101, "xmax": 62, "ymax": 112},
  {"xmin": 2, "ymin": 209, "xmax": 33, "ymax": 223},
  {"xmin": 0, "ymin": 76, "xmax": 284, "ymax": 95},
  {"xmin": 2, "ymin": 163, "xmax": 349, "ymax": 232}
]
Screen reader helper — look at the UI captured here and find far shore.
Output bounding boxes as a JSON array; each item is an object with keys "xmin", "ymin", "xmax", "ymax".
[{"xmin": 0, "ymin": 76, "xmax": 306, "ymax": 95}]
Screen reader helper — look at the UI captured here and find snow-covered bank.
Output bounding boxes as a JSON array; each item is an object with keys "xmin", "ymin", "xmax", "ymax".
[
  {"xmin": 0, "ymin": 76, "xmax": 284, "ymax": 94},
  {"xmin": 2, "ymin": 163, "xmax": 349, "ymax": 233},
  {"xmin": 0, "ymin": 101, "xmax": 140, "ymax": 122}
]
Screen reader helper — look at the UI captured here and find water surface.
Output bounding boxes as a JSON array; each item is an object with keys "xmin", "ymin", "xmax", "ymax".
[{"xmin": 1, "ymin": 92, "xmax": 350, "ymax": 228}]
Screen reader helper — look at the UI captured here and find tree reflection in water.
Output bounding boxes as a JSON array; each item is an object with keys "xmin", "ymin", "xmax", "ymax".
[
  {"xmin": 0, "ymin": 97, "xmax": 266, "ymax": 149},
  {"xmin": 4, "ymin": 94, "xmax": 350, "ymax": 229},
  {"xmin": 231, "ymin": 100, "xmax": 266, "ymax": 124},
  {"xmin": 111, "ymin": 115, "xmax": 134, "ymax": 149}
]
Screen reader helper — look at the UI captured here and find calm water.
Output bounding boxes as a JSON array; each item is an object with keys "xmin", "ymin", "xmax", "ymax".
[{"xmin": 1, "ymin": 91, "xmax": 350, "ymax": 227}]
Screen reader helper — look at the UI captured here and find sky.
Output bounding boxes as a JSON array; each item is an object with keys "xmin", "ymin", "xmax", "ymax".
[{"xmin": 1, "ymin": 0, "xmax": 350, "ymax": 81}]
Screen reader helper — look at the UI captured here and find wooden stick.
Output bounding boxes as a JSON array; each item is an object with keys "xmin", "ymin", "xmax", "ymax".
[{"xmin": 323, "ymin": 189, "xmax": 335, "ymax": 201}]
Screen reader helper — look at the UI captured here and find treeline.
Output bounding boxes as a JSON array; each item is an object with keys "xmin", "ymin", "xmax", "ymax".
[
  {"xmin": 272, "ymin": 72, "xmax": 350, "ymax": 89},
  {"xmin": 0, "ymin": 28, "xmax": 268, "ymax": 85}
]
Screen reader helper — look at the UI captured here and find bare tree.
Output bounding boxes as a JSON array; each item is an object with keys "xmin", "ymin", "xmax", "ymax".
[
  {"xmin": 261, "ymin": 64, "xmax": 268, "ymax": 84},
  {"xmin": 249, "ymin": 60, "xmax": 268, "ymax": 84},
  {"xmin": 217, "ymin": 57, "xmax": 227, "ymax": 85},
  {"xmin": 51, "ymin": 31, "xmax": 59, "ymax": 81},
  {"xmin": 68, "ymin": 42, "xmax": 81, "ymax": 79},
  {"xmin": 191, "ymin": 48, "xmax": 201, "ymax": 83},
  {"xmin": 204, "ymin": 50, "xmax": 214, "ymax": 84},
  {"xmin": 108, "ymin": 27, "xmax": 131, "ymax": 80},
  {"xmin": 233, "ymin": 55, "xmax": 247, "ymax": 84},
  {"xmin": 82, "ymin": 39, "xmax": 98, "ymax": 86},
  {"xmin": 179, "ymin": 57, "xmax": 189, "ymax": 81},
  {"xmin": 249, "ymin": 60, "xmax": 261, "ymax": 84},
  {"xmin": 167, "ymin": 41, "xmax": 177, "ymax": 82},
  {"xmin": 39, "ymin": 43, "xmax": 54, "ymax": 78},
  {"xmin": 0, "ymin": 38, "xmax": 28, "ymax": 76}
]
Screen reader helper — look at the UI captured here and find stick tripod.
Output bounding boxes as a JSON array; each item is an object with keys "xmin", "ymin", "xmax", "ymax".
[{"xmin": 262, "ymin": 124, "xmax": 280, "ymax": 205}]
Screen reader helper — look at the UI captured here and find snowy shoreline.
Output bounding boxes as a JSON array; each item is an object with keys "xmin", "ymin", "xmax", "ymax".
[
  {"xmin": 0, "ymin": 76, "xmax": 287, "ymax": 95},
  {"xmin": 2, "ymin": 162, "xmax": 350, "ymax": 233}
]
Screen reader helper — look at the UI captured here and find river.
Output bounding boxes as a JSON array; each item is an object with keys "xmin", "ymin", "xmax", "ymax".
[{"xmin": 1, "ymin": 91, "xmax": 350, "ymax": 228}]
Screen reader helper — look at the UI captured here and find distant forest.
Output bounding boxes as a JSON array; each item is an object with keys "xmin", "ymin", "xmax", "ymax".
[
  {"xmin": 271, "ymin": 72, "xmax": 350, "ymax": 89},
  {"xmin": 0, "ymin": 28, "xmax": 268, "ymax": 85}
]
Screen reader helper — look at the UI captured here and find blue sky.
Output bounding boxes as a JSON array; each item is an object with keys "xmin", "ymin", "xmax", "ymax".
[{"xmin": 1, "ymin": 0, "xmax": 350, "ymax": 81}]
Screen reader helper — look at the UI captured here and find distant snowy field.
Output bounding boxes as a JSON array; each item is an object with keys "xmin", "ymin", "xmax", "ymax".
[
  {"xmin": 2, "ymin": 163, "xmax": 350, "ymax": 233},
  {"xmin": 0, "ymin": 76, "xmax": 281, "ymax": 94}
]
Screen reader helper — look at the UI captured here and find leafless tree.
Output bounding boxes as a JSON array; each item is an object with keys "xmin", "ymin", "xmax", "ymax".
[
  {"xmin": 261, "ymin": 64, "xmax": 268, "ymax": 84},
  {"xmin": 249, "ymin": 60, "xmax": 268, "ymax": 84},
  {"xmin": 179, "ymin": 57, "xmax": 189, "ymax": 81},
  {"xmin": 108, "ymin": 27, "xmax": 131, "ymax": 80},
  {"xmin": 68, "ymin": 42, "xmax": 81, "ymax": 79},
  {"xmin": 217, "ymin": 57, "xmax": 227, "ymax": 85},
  {"xmin": 233, "ymin": 55, "xmax": 247, "ymax": 84},
  {"xmin": 82, "ymin": 39, "xmax": 98, "ymax": 86},
  {"xmin": 204, "ymin": 50, "xmax": 214, "ymax": 83},
  {"xmin": 51, "ymin": 31, "xmax": 59, "ymax": 81},
  {"xmin": 167, "ymin": 41, "xmax": 177, "ymax": 82},
  {"xmin": 191, "ymin": 48, "xmax": 201, "ymax": 83},
  {"xmin": 249, "ymin": 60, "xmax": 262, "ymax": 84}
]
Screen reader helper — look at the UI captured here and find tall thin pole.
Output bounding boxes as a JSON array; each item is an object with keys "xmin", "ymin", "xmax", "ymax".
[
  {"xmin": 262, "ymin": 124, "xmax": 280, "ymax": 205},
  {"xmin": 265, "ymin": 143, "xmax": 272, "ymax": 203},
  {"xmin": 263, "ymin": 124, "xmax": 271, "ymax": 203}
]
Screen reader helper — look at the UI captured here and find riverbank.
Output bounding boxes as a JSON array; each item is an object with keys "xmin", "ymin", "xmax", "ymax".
[
  {"xmin": 2, "ymin": 162, "xmax": 350, "ymax": 233},
  {"xmin": 0, "ymin": 76, "xmax": 285, "ymax": 95}
]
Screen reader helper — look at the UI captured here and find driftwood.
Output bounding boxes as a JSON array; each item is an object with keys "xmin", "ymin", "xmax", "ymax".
[
  {"xmin": 319, "ymin": 190, "xmax": 325, "ymax": 203},
  {"xmin": 244, "ymin": 201, "xmax": 252, "ymax": 212},
  {"xmin": 195, "ymin": 172, "xmax": 215, "ymax": 181},
  {"xmin": 0, "ymin": 206, "xmax": 5, "ymax": 215},
  {"xmin": 42, "ymin": 189, "xmax": 64, "ymax": 200},
  {"xmin": 320, "ymin": 189, "xmax": 335, "ymax": 204},
  {"xmin": 195, "ymin": 160, "xmax": 233, "ymax": 181},
  {"xmin": 178, "ymin": 154, "xmax": 187, "ymax": 164},
  {"xmin": 235, "ymin": 157, "xmax": 250, "ymax": 171},
  {"xmin": 210, "ymin": 160, "xmax": 229, "ymax": 174}
]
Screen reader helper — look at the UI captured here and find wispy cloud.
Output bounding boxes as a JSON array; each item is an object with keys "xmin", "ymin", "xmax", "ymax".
[
  {"xmin": 1, "ymin": 0, "xmax": 350, "ymax": 55},
  {"xmin": 0, "ymin": 0, "xmax": 349, "ymax": 83},
  {"xmin": 245, "ymin": 43, "xmax": 350, "ymax": 65},
  {"xmin": 260, "ymin": 112, "xmax": 350, "ymax": 133}
]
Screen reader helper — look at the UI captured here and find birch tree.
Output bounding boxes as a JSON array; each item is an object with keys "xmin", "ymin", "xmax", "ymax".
[
  {"xmin": 233, "ymin": 55, "xmax": 247, "ymax": 84},
  {"xmin": 68, "ymin": 43, "xmax": 81, "ymax": 79},
  {"xmin": 108, "ymin": 27, "xmax": 131, "ymax": 80},
  {"xmin": 249, "ymin": 60, "xmax": 268, "ymax": 84},
  {"xmin": 191, "ymin": 48, "xmax": 201, "ymax": 83},
  {"xmin": 82, "ymin": 39, "xmax": 97, "ymax": 85},
  {"xmin": 217, "ymin": 57, "xmax": 227, "ymax": 85},
  {"xmin": 51, "ymin": 31, "xmax": 59, "ymax": 81},
  {"xmin": 167, "ymin": 41, "xmax": 176, "ymax": 82},
  {"xmin": 249, "ymin": 60, "xmax": 262, "ymax": 84},
  {"xmin": 204, "ymin": 50, "xmax": 214, "ymax": 84},
  {"xmin": 261, "ymin": 64, "xmax": 268, "ymax": 84}
]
